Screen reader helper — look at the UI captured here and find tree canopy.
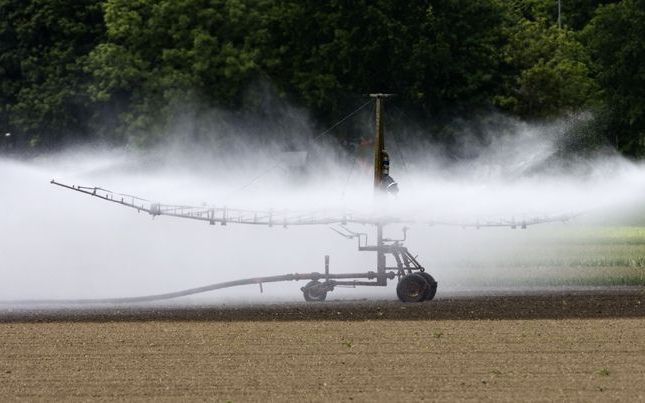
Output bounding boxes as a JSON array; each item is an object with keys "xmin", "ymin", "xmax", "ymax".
[
  {"xmin": 583, "ymin": 0, "xmax": 645, "ymax": 155},
  {"xmin": 0, "ymin": 0, "xmax": 643, "ymax": 156}
]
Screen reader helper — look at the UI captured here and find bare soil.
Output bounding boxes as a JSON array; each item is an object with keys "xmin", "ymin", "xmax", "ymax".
[{"xmin": 1, "ymin": 290, "xmax": 644, "ymax": 401}]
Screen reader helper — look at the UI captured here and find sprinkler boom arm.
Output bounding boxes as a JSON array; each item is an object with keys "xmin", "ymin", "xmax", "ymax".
[
  {"xmin": 50, "ymin": 180, "xmax": 575, "ymax": 229},
  {"xmin": 50, "ymin": 180, "xmax": 574, "ymax": 229}
]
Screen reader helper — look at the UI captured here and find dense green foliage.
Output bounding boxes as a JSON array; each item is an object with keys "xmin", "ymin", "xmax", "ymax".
[
  {"xmin": 0, "ymin": 0, "xmax": 643, "ymax": 155},
  {"xmin": 583, "ymin": 0, "xmax": 645, "ymax": 155},
  {"xmin": 495, "ymin": 18, "xmax": 599, "ymax": 118},
  {"xmin": 0, "ymin": 0, "xmax": 104, "ymax": 147}
]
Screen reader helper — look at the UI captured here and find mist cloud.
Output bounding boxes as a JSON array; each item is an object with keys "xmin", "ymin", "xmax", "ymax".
[{"xmin": 1, "ymin": 109, "xmax": 643, "ymax": 304}]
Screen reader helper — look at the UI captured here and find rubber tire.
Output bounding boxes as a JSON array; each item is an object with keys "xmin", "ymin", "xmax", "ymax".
[
  {"xmin": 417, "ymin": 272, "xmax": 438, "ymax": 301},
  {"xmin": 396, "ymin": 273, "xmax": 428, "ymax": 303},
  {"xmin": 302, "ymin": 280, "xmax": 328, "ymax": 302}
]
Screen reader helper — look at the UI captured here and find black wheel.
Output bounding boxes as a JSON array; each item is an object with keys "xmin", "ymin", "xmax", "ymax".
[
  {"xmin": 417, "ymin": 272, "xmax": 438, "ymax": 301},
  {"xmin": 302, "ymin": 280, "xmax": 328, "ymax": 302},
  {"xmin": 396, "ymin": 273, "xmax": 428, "ymax": 303}
]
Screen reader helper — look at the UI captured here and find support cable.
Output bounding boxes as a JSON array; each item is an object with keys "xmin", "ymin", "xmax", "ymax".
[{"xmin": 223, "ymin": 99, "xmax": 372, "ymax": 200}]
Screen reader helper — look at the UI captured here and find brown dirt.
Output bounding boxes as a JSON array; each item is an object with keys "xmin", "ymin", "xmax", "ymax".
[
  {"xmin": 1, "ymin": 290, "xmax": 644, "ymax": 401},
  {"xmin": 1, "ymin": 288, "xmax": 644, "ymax": 322}
]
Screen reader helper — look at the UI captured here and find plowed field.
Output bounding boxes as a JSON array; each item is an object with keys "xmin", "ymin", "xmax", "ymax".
[{"xmin": 1, "ymin": 290, "xmax": 644, "ymax": 401}]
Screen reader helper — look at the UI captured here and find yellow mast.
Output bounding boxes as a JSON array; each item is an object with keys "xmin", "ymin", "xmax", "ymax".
[
  {"xmin": 372, "ymin": 95, "xmax": 385, "ymax": 190},
  {"xmin": 369, "ymin": 93, "xmax": 393, "ymax": 284},
  {"xmin": 370, "ymin": 93, "xmax": 393, "ymax": 191}
]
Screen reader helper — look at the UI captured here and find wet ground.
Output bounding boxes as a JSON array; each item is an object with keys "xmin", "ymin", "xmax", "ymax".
[{"xmin": 1, "ymin": 287, "xmax": 643, "ymax": 322}]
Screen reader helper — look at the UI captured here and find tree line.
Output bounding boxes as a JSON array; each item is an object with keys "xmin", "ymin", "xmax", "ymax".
[{"xmin": 1, "ymin": 0, "xmax": 644, "ymax": 156}]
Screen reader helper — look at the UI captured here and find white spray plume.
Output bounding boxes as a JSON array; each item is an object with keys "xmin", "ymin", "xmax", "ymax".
[{"xmin": 1, "ymin": 112, "xmax": 644, "ymax": 305}]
